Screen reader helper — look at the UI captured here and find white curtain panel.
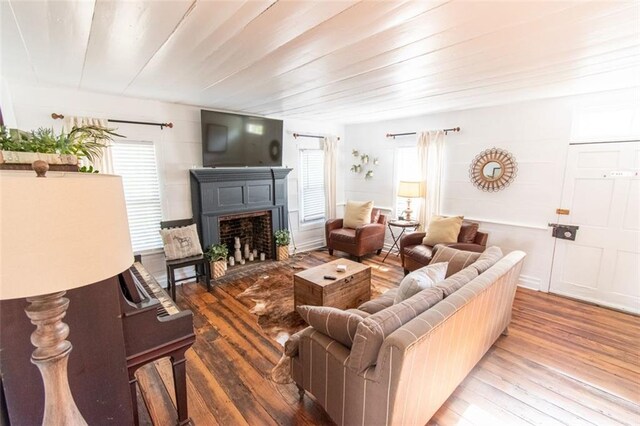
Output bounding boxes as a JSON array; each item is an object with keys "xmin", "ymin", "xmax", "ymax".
[
  {"xmin": 63, "ymin": 115, "xmax": 114, "ymax": 174},
  {"xmin": 323, "ymin": 136, "xmax": 338, "ymax": 219},
  {"xmin": 417, "ymin": 130, "xmax": 446, "ymax": 230}
]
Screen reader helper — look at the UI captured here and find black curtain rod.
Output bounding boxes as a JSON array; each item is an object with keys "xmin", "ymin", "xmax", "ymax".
[
  {"xmin": 51, "ymin": 113, "xmax": 173, "ymax": 129},
  {"xmin": 386, "ymin": 127, "xmax": 460, "ymax": 139},
  {"xmin": 293, "ymin": 132, "xmax": 340, "ymax": 141}
]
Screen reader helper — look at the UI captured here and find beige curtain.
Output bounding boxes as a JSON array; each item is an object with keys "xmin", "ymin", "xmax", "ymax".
[
  {"xmin": 63, "ymin": 115, "xmax": 114, "ymax": 174},
  {"xmin": 417, "ymin": 130, "xmax": 445, "ymax": 230},
  {"xmin": 322, "ymin": 136, "xmax": 338, "ymax": 219}
]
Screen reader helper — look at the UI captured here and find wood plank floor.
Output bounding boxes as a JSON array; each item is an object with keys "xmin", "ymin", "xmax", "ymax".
[{"xmin": 136, "ymin": 250, "xmax": 640, "ymax": 425}]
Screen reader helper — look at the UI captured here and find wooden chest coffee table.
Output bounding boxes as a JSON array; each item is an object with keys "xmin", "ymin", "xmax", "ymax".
[{"xmin": 294, "ymin": 259, "xmax": 371, "ymax": 310}]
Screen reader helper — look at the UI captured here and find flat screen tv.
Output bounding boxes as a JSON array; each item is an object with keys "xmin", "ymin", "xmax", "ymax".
[{"xmin": 201, "ymin": 110, "xmax": 283, "ymax": 167}]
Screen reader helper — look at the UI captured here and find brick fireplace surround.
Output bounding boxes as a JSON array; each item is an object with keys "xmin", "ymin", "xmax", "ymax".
[{"xmin": 218, "ymin": 211, "xmax": 273, "ymax": 260}]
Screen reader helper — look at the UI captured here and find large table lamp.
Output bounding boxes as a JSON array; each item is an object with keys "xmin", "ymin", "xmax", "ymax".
[
  {"xmin": 397, "ymin": 181, "xmax": 421, "ymax": 221},
  {"xmin": 0, "ymin": 163, "xmax": 133, "ymax": 425}
]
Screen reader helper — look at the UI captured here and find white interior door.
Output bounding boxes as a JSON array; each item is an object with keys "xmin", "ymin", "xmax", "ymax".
[{"xmin": 550, "ymin": 141, "xmax": 640, "ymax": 314}]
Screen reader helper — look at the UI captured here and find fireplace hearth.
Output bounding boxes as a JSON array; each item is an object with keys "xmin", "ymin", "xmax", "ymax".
[{"xmin": 219, "ymin": 211, "xmax": 273, "ymax": 262}]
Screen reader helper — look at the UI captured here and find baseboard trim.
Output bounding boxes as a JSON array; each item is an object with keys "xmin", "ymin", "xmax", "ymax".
[
  {"xmin": 518, "ymin": 274, "xmax": 541, "ymax": 291},
  {"xmin": 293, "ymin": 238, "xmax": 326, "ymax": 254}
]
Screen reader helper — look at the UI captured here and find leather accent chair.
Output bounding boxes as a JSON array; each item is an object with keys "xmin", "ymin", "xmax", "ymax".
[
  {"xmin": 400, "ymin": 221, "xmax": 488, "ymax": 274},
  {"xmin": 326, "ymin": 209, "xmax": 387, "ymax": 261}
]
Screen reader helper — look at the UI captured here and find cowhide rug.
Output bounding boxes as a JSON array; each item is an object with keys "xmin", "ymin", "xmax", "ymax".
[{"xmin": 236, "ymin": 259, "xmax": 388, "ymax": 383}]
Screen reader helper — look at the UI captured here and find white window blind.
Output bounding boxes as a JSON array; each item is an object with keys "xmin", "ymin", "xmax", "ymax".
[
  {"xmin": 395, "ymin": 147, "xmax": 421, "ymax": 219},
  {"xmin": 300, "ymin": 149, "xmax": 326, "ymax": 223},
  {"xmin": 111, "ymin": 140, "xmax": 163, "ymax": 252}
]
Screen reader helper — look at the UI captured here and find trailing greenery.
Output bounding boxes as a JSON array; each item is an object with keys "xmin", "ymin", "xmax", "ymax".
[
  {"xmin": 0, "ymin": 125, "xmax": 123, "ymax": 162},
  {"xmin": 274, "ymin": 229, "xmax": 290, "ymax": 247},
  {"xmin": 79, "ymin": 165, "xmax": 99, "ymax": 173},
  {"xmin": 206, "ymin": 244, "xmax": 229, "ymax": 262}
]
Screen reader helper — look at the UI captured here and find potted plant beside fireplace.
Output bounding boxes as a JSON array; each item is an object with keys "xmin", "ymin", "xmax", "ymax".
[
  {"xmin": 206, "ymin": 243, "xmax": 229, "ymax": 279},
  {"xmin": 275, "ymin": 229, "xmax": 290, "ymax": 261}
]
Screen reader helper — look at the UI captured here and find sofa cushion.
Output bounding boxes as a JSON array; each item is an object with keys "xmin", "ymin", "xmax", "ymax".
[
  {"xmin": 297, "ymin": 305, "xmax": 365, "ymax": 348},
  {"xmin": 348, "ymin": 287, "xmax": 444, "ymax": 373},
  {"xmin": 394, "ymin": 262, "xmax": 447, "ymax": 303},
  {"xmin": 343, "ymin": 200, "xmax": 374, "ymax": 229},
  {"xmin": 330, "ymin": 228, "xmax": 356, "ymax": 243},
  {"xmin": 471, "ymin": 246, "xmax": 504, "ymax": 274},
  {"xmin": 458, "ymin": 222, "xmax": 479, "ymax": 243},
  {"xmin": 430, "ymin": 245, "xmax": 482, "ymax": 277},
  {"xmin": 422, "ymin": 216, "xmax": 463, "ymax": 246},
  {"xmin": 404, "ymin": 244, "xmax": 434, "ymax": 261},
  {"xmin": 358, "ymin": 288, "xmax": 398, "ymax": 314},
  {"xmin": 435, "ymin": 267, "xmax": 479, "ymax": 297}
]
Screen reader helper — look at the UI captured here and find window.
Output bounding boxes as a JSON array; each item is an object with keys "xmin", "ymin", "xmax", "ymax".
[
  {"xmin": 299, "ymin": 149, "xmax": 325, "ymax": 223},
  {"xmin": 112, "ymin": 140, "xmax": 163, "ymax": 252},
  {"xmin": 395, "ymin": 147, "xmax": 421, "ymax": 219}
]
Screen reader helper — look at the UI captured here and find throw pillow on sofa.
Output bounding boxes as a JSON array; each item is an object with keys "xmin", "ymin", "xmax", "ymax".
[
  {"xmin": 348, "ymin": 287, "xmax": 444, "ymax": 373},
  {"xmin": 422, "ymin": 216, "xmax": 463, "ymax": 246},
  {"xmin": 435, "ymin": 267, "xmax": 479, "ymax": 297},
  {"xmin": 394, "ymin": 262, "xmax": 448, "ymax": 303},
  {"xmin": 471, "ymin": 246, "xmax": 503, "ymax": 274},
  {"xmin": 430, "ymin": 245, "xmax": 481, "ymax": 277},
  {"xmin": 296, "ymin": 305, "xmax": 365, "ymax": 348},
  {"xmin": 343, "ymin": 200, "xmax": 374, "ymax": 229}
]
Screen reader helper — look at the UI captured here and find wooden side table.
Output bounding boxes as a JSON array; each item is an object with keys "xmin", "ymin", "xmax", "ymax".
[
  {"xmin": 382, "ymin": 220, "xmax": 420, "ymax": 262},
  {"xmin": 294, "ymin": 259, "xmax": 371, "ymax": 310}
]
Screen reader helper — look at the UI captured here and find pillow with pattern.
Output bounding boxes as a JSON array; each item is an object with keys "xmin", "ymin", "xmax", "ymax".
[{"xmin": 159, "ymin": 224, "xmax": 203, "ymax": 260}]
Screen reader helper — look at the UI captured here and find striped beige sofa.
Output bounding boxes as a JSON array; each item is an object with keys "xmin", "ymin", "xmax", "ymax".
[{"xmin": 287, "ymin": 250, "xmax": 526, "ymax": 426}]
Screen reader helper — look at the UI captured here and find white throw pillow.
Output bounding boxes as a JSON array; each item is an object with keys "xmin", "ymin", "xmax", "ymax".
[
  {"xmin": 343, "ymin": 200, "xmax": 374, "ymax": 229},
  {"xmin": 159, "ymin": 224, "xmax": 203, "ymax": 260},
  {"xmin": 394, "ymin": 262, "xmax": 448, "ymax": 303}
]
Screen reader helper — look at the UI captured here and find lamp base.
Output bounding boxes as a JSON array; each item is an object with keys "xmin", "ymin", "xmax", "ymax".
[
  {"xmin": 24, "ymin": 291, "xmax": 88, "ymax": 426},
  {"xmin": 404, "ymin": 198, "xmax": 414, "ymax": 222}
]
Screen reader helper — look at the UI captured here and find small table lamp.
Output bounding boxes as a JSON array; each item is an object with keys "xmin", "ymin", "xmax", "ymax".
[
  {"xmin": 397, "ymin": 181, "xmax": 421, "ymax": 221},
  {"xmin": 0, "ymin": 163, "xmax": 133, "ymax": 425}
]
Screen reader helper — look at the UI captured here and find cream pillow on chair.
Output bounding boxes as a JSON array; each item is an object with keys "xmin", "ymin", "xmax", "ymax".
[
  {"xmin": 422, "ymin": 216, "xmax": 463, "ymax": 246},
  {"xmin": 343, "ymin": 200, "xmax": 374, "ymax": 229}
]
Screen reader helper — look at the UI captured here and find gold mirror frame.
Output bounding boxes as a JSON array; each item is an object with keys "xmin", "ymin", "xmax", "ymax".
[{"xmin": 469, "ymin": 148, "xmax": 517, "ymax": 192}]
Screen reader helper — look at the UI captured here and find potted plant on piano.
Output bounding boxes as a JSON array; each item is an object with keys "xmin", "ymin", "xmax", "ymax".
[
  {"xmin": 206, "ymin": 243, "xmax": 229, "ymax": 279},
  {"xmin": 275, "ymin": 229, "xmax": 290, "ymax": 261}
]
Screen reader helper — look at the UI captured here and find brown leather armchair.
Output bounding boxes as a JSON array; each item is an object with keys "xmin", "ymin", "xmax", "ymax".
[
  {"xmin": 400, "ymin": 221, "xmax": 488, "ymax": 274},
  {"xmin": 326, "ymin": 209, "xmax": 387, "ymax": 261}
]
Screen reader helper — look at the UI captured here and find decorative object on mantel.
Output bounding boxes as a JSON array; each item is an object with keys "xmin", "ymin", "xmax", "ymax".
[
  {"xmin": 275, "ymin": 229, "xmax": 291, "ymax": 261},
  {"xmin": 1, "ymin": 164, "xmax": 133, "ymax": 425},
  {"xmin": 206, "ymin": 244, "xmax": 229, "ymax": 279},
  {"xmin": 350, "ymin": 149, "xmax": 379, "ymax": 179},
  {"xmin": 469, "ymin": 147, "xmax": 518, "ymax": 192},
  {"xmin": 0, "ymin": 124, "xmax": 122, "ymax": 172}
]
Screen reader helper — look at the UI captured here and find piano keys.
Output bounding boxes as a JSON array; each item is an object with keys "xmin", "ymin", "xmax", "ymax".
[{"xmin": 118, "ymin": 259, "xmax": 195, "ymax": 426}]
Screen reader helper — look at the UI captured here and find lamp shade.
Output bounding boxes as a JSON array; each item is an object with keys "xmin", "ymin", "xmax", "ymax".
[
  {"xmin": 397, "ymin": 181, "xmax": 421, "ymax": 198},
  {"xmin": 0, "ymin": 171, "xmax": 133, "ymax": 300}
]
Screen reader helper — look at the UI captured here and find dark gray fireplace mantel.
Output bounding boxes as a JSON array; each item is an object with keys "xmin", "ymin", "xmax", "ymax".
[{"xmin": 190, "ymin": 167, "xmax": 292, "ymax": 251}]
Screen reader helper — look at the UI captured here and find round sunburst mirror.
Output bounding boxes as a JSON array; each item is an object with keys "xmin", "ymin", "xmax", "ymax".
[{"xmin": 469, "ymin": 148, "xmax": 517, "ymax": 192}]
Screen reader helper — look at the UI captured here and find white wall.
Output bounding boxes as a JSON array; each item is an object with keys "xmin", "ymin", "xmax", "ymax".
[
  {"xmin": 344, "ymin": 88, "xmax": 640, "ymax": 290},
  {"xmin": 5, "ymin": 82, "xmax": 344, "ymax": 281}
]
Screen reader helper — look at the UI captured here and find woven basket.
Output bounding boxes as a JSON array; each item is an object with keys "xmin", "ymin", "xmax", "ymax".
[
  {"xmin": 276, "ymin": 245, "xmax": 289, "ymax": 261},
  {"xmin": 211, "ymin": 260, "xmax": 227, "ymax": 279}
]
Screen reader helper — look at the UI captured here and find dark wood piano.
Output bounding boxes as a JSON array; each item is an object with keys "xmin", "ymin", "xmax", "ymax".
[{"xmin": 118, "ymin": 257, "xmax": 196, "ymax": 426}]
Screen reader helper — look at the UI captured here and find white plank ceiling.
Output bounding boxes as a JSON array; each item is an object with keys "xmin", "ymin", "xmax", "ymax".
[{"xmin": 1, "ymin": 0, "xmax": 639, "ymax": 123}]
